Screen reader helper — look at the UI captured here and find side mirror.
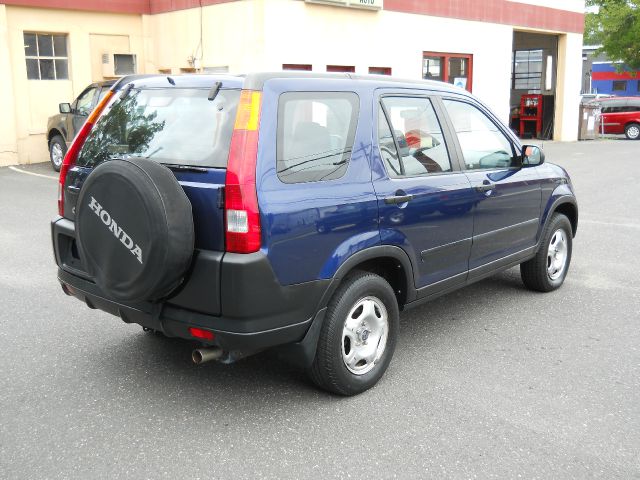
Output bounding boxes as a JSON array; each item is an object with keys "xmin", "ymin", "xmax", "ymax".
[
  {"xmin": 59, "ymin": 103, "xmax": 71, "ymax": 114},
  {"xmin": 522, "ymin": 144, "xmax": 545, "ymax": 167}
]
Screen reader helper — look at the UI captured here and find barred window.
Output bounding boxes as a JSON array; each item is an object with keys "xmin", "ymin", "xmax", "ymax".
[
  {"xmin": 23, "ymin": 32, "xmax": 69, "ymax": 80},
  {"xmin": 512, "ymin": 49, "xmax": 542, "ymax": 90}
]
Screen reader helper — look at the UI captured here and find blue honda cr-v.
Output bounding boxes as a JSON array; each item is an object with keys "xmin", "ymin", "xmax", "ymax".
[{"xmin": 51, "ymin": 72, "xmax": 578, "ymax": 395}]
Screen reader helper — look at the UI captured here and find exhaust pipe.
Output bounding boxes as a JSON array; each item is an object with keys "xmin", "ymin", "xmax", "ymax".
[{"xmin": 192, "ymin": 347, "xmax": 223, "ymax": 365}]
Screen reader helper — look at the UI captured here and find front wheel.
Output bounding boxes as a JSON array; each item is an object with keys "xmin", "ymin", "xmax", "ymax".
[
  {"xmin": 520, "ymin": 213, "xmax": 573, "ymax": 292},
  {"xmin": 49, "ymin": 135, "xmax": 67, "ymax": 172},
  {"xmin": 308, "ymin": 271, "xmax": 399, "ymax": 396},
  {"xmin": 625, "ymin": 123, "xmax": 640, "ymax": 140}
]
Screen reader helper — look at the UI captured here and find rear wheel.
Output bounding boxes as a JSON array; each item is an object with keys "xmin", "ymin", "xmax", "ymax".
[
  {"xmin": 49, "ymin": 135, "xmax": 66, "ymax": 172},
  {"xmin": 308, "ymin": 271, "xmax": 399, "ymax": 396},
  {"xmin": 520, "ymin": 213, "xmax": 572, "ymax": 292},
  {"xmin": 625, "ymin": 123, "xmax": 640, "ymax": 140}
]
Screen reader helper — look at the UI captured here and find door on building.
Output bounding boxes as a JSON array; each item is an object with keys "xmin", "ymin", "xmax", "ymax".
[
  {"xmin": 373, "ymin": 93, "xmax": 476, "ymax": 294},
  {"xmin": 440, "ymin": 98, "xmax": 542, "ymax": 278},
  {"xmin": 510, "ymin": 32, "xmax": 558, "ymax": 139},
  {"xmin": 423, "ymin": 52, "xmax": 473, "ymax": 92}
]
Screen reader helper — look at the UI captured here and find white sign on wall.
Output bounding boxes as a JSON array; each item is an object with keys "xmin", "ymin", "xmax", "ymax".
[{"xmin": 305, "ymin": 0, "xmax": 383, "ymax": 11}]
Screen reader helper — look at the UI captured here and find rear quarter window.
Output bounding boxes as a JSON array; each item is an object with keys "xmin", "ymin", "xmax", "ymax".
[
  {"xmin": 77, "ymin": 87, "xmax": 240, "ymax": 168},
  {"xmin": 276, "ymin": 91, "xmax": 359, "ymax": 183}
]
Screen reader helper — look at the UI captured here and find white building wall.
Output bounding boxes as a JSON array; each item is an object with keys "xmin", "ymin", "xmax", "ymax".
[{"xmin": 262, "ymin": 1, "xmax": 517, "ymax": 124}]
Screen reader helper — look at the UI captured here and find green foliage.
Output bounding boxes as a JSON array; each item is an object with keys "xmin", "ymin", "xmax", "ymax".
[{"xmin": 585, "ymin": 0, "xmax": 640, "ymax": 70}]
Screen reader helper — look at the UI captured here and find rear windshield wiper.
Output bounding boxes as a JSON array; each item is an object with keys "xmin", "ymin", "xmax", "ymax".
[
  {"xmin": 208, "ymin": 81, "xmax": 222, "ymax": 101},
  {"xmin": 161, "ymin": 163, "xmax": 208, "ymax": 173}
]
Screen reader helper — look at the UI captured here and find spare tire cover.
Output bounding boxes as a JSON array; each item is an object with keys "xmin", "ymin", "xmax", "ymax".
[{"xmin": 76, "ymin": 158, "xmax": 195, "ymax": 303}]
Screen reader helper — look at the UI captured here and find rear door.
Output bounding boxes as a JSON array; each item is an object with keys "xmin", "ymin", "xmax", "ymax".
[
  {"xmin": 440, "ymin": 98, "xmax": 542, "ymax": 276},
  {"xmin": 373, "ymin": 92, "xmax": 475, "ymax": 294}
]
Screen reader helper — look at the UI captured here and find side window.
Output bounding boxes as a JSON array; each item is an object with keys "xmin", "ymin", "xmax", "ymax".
[
  {"xmin": 277, "ymin": 91, "xmax": 359, "ymax": 183},
  {"xmin": 74, "ymin": 87, "xmax": 98, "ymax": 116},
  {"xmin": 442, "ymin": 99, "xmax": 516, "ymax": 170},
  {"xmin": 378, "ymin": 97, "xmax": 452, "ymax": 177}
]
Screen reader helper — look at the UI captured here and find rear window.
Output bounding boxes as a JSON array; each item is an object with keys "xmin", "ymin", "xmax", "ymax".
[
  {"xmin": 77, "ymin": 87, "xmax": 240, "ymax": 168},
  {"xmin": 277, "ymin": 91, "xmax": 359, "ymax": 183}
]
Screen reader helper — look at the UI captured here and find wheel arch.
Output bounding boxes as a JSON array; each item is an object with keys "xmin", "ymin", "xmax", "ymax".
[
  {"xmin": 278, "ymin": 245, "xmax": 415, "ymax": 369},
  {"xmin": 318, "ymin": 245, "xmax": 416, "ymax": 312},
  {"xmin": 553, "ymin": 201, "xmax": 578, "ymax": 237},
  {"xmin": 544, "ymin": 195, "xmax": 578, "ymax": 237},
  {"xmin": 48, "ymin": 128, "xmax": 64, "ymax": 143}
]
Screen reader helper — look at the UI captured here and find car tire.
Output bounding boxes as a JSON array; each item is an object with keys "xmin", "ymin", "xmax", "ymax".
[
  {"xmin": 520, "ymin": 213, "xmax": 572, "ymax": 292},
  {"xmin": 49, "ymin": 135, "xmax": 67, "ymax": 172},
  {"xmin": 308, "ymin": 271, "xmax": 399, "ymax": 396},
  {"xmin": 624, "ymin": 123, "xmax": 640, "ymax": 140}
]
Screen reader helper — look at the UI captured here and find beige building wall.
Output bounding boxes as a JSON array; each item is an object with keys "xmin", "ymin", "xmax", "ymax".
[
  {"xmin": 0, "ymin": 5, "xmax": 19, "ymax": 166},
  {"xmin": 554, "ymin": 32, "xmax": 583, "ymax": 141},
  {"xmin": 89, "ymin": 34, "xmax": 132, "ymax": 81},
  {"xmin": 143, "ymin": 0, "xmax": 267, "ymax": 74},
  {"xmin": 0, "ymin": 5, "xmax": 146, "ymax": 166}
]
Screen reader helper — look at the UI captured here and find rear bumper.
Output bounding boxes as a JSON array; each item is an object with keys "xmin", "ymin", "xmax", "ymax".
[{"xmin": 52, "ymin": 216, "xmax": 329, "ymax": 352}]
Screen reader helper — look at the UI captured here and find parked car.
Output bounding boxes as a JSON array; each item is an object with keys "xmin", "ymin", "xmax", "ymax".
[
  {"xmin": 51, "ymin": 72, "xmax": 578, "ymax": 395},
  {"xmin": 589, "ymin": 96, "xmax": 640, "ymax": 139},
  {"xmin": 46, "ymin": 80, "xmax": 116, "ymax": 171}
]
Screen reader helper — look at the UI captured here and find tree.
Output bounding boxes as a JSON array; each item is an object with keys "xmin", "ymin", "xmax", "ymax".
[{"xmin": 585, "ymin": 0, "xmax": 640, "ymax": 70}]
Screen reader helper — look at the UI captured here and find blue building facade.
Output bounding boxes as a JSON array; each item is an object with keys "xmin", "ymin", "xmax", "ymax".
[{"xmin": 591, "ymin": 62, "xmax": 640, "ymax": 96}]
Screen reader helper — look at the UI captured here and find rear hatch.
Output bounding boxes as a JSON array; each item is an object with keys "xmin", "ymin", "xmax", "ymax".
[{"xmin": 62, "ymin": 76, "xmax": 243, "ymax": 252}]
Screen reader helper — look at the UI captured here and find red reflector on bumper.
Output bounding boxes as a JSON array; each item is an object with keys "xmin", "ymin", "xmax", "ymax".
[{"xmin": 189, "ymin": 327, "xmax": 215, "ymax": 341}]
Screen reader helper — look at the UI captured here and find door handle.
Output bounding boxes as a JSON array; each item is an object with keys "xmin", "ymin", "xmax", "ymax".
[
  {"xmin": 66, "ymin": 185, "xmax": 80, "ymax": 194},
  {"xmin": 384, "ymin": 194, "xmax": 413, "ymax": 204},
  {"xmin": 475, "ymin": 182, "xmax": 495, "ymax": 192}
]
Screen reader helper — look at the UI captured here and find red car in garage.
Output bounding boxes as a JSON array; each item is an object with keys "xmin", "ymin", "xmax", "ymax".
[{"xmin": 592, "ymin": 97, "xmax": 640, "ymax": 140}]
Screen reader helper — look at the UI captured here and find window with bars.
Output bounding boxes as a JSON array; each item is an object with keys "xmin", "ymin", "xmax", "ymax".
[
  {"xmin": 23, "ymin": 32, "xmax": 69, "ymax": 80},
  {"xmin": 512, "ymin": 49, "xmax": 542, "ymax": 90}
]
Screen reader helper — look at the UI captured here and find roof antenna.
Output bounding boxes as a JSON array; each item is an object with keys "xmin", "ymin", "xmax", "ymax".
[{"xmin": 167, "ymin": 76, "xmax": 176, "ymax": 86}]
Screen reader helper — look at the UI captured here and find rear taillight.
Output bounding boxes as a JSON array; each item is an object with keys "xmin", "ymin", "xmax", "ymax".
[
  {"xmin": 224, "ymin": 90, "xmax": 262, "ymax": 253},
  {"xmin": 189, "ymin": 327, "xmax": 215, "ymax": 341},
  {"xmin": 58, "ymin": 90, "xmax": 114, "ymax": 216}
]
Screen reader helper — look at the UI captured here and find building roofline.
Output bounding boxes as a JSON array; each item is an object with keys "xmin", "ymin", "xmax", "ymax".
[{"xmin": 1, "ymin": 0, "xmax": 585, "ymax": 33}]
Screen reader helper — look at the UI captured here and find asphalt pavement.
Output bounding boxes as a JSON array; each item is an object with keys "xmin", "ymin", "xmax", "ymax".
[{"xmin": 1, "ymin": 140, "xmax": 639, "ymax": 479}]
